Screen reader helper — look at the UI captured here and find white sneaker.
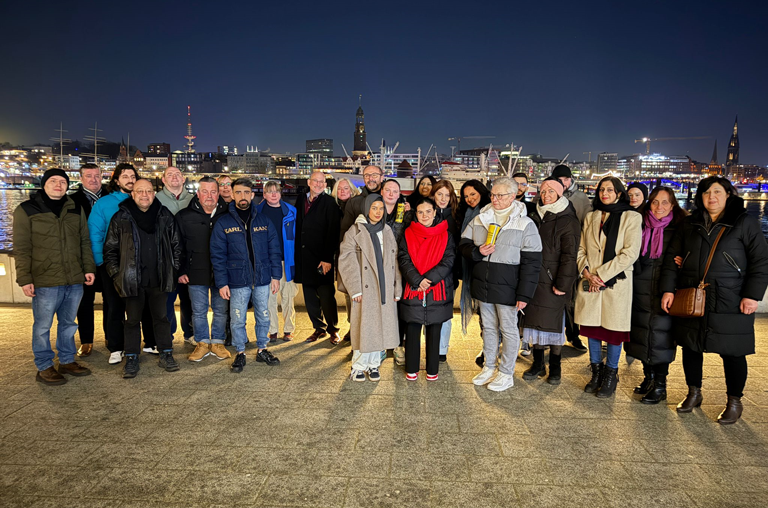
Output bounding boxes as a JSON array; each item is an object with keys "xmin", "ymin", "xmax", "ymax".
[
  {"xmin": 473, "ymin": 366, "xmax": 497, "ymax": 386},
  {"xmin": 520, "ymin": 349, "xmax": 532, "ymax": 357},
  {"xmin": 488, "ymin": 372, "xmax": 515, "ymax": 392},
  {"xmin": 142, "ymin": 346, "xmax": 159, "ymax": 355},
  {"xmin": 393, "ymin": 346, "xmax": 405, "ymax": 366},
  {"xmin": 108, "ymin": 351, "xmax": 124, "ymax": 365}
]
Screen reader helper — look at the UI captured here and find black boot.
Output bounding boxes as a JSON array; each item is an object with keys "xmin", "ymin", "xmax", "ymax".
[
  {"xmin": 717, "ymin": 395, "xmax": 743, "ymax": 425},
  {"xmin": 634, "ymin": 362, "xmax": 655, "ymax": 394},
  {"xmin": 475, "ymin": 351, "xmax": 485, "ymax": 368},
  {"xmin": 547, "ymin": 353, "xmax": 562, "ymax": 385},
  {"xmin": 596, "ymin": 366, "xmax": 619, "ymax": 398},
  {"xmin": 158, "ymin": 350, "xmax": 180, "ymax": 372},
  {"xmin": 676, "ymin": 386, "xmax": 703, "ymax": 413},
  {"xmin": 584, "ymin": 363, "xmax": 604, "ymax": 393},
  {"xmin": 123, "ymin": 354, "xmax": 140, "ymax": 379},
  {"xmin": 641, "ymin": 376, "xmax": 667, "ymax": 404},
  {"xmin": 523, "ymin": 348, "xmax": 547, "ymax": 380}
]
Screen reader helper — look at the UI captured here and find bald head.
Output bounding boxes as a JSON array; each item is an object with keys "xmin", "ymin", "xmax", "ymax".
[
  {"xmin": 308, "ymin": 171, "xmax": 327, "ymax": 199},
  {"xmin": 132, "ymin": 179, "xmax": 156, "ymax": 211}
]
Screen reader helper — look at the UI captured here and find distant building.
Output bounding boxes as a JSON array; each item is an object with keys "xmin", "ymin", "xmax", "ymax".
[
  {"xmin": 56, "ymin": 155, "xmax": 81, "ymax": 170},
  {"xmin": 173, "ymin": 152, "xmax": 203, "ymax": 173},
  {"xmin": 451, "ymin": 154, "xmax": 481, "ymax": 170},
  {"xmin": 617, "ymin": 154, "xmax": 692, "ymax": 176},
  {"xmin": 726, "ymin": 116, "xmax": 739, "ymax": 175},
  {"xmin": 201, "ymin": 152, "xmax": 226, "ymax": 174},
  {"xmin": 132, "ymin": 150, "xmax": 144, "ymax": 169},
  {"xmin": 306, "ymin": 139, "xmax": 333, "ymax": 158},
  {"xmin": 353, "ymin": 99, "xmax": 367, "ymax": 157},
  {"xmin": 396, "ymin": 160, "xmax": 414, "ymax": 178},
  {"xmin": 148, "ymin": 143, "xmax": 171, "ymax": 155},
  {"xmin": 145, "ymin": 154, "xmax": 171, "ymax": 172},
  {"xmin": 597, "ymin": 152, "xmax": 618, "ymax": 173},
  {"xmin": 24, "ymin": 145, "xmax": 53, "ymax": 155},
  {"xmin": 218, "ymin": 145, "xmax": 238, "ymax": 155},
  {"xmin": 370, "ymin": 153, "xmax": 421, "ymax": 176},
  {"xmin": 274, "ymin": 155, "xmax": 297, "ymax": 176},
  {"xmin": 730, "ymin": 164, "xmax": 765, "ymax": 181},
  {"xmin": 244, "ymin": 152, "xmax": 276, "ymax": 175},
  {"xmin": 295, "ymin": 153, "xmax": 317, "ymax": 175},
  {"xmin": 226, "ymin": 154, "xmax": 246, "ymax": 172}
]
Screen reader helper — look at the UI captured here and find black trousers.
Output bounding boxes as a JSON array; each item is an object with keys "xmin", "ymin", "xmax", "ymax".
[
  {"xmin": 405, "ymin": 322, "xmax": 442, "ymax": 376},
  {"xmin": 303, "ymin": 284, "xmax": 338, "ymax": 333},
  {"xmin": 100, "ymin": 265, "xmax": 157, "ymax": 351},
  {"xmin": 564, "ymin": 302, "xmax": 580, "ymax": 342},
  {"xmin": 682, "ymin": 347, "xmax": 748, "ymax": 398},
  {"xmin": 124, "ymin": 286, "xmax": 172, "ymax": 356},
  {"xmin": 76, "ymin": 280, "xmax": 102, "ymax": 345}
]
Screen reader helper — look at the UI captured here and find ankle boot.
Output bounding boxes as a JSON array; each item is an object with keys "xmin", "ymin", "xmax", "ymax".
[
  {"xmin": 641, "ymin": 376, "xmax": 667, "ymax": 404},
  {"xmin": 676, "ymin": 386, "xmax": 703, "ymax": 413},
  {"xmin": 596, "ymin": 366, "xmax": 619, "ymax": 398},
  {"xmin": 523, "ymin": 348, "xmax": 547, "ymax": 380},
  {"xmin": 584, "ymin": 363, "xmax": 604, "ymax": 393},
  {"xmin": 547, "ymin": 353, "xmax": 562, "ymax": 385},
  {"xmin": 634, "ymin": 362, "xmax": 655, "ymax": 394},
  {"xmin": 717, "ymin": 395, "xmax": 743, "ymax": 425}
]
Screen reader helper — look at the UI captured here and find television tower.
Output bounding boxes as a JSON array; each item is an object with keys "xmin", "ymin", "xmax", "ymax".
[{"xmin": 184, "ymin": 105, "xmax": 196, "ymax": 153}]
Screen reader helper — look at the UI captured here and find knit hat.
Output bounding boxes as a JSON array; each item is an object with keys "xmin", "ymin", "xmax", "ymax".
[
  {"xmin": 551, "ymin": 164, "xmax": 572, "ymax": 179},
  {"xmin": 41, "ymin": 168, "xmax": 70, "ymax": 188},
  {"xmin": 540, "ymin": 177, "xmax": 565, "ymax": 197},
  {"xmin": 627, "ymin": 182, "xmax": 649, "ymax": 201}
]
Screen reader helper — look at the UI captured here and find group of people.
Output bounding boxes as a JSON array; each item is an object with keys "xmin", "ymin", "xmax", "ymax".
[{"xmin": 14, "ymin": 161, "xmax": 768, "ymax": 424}]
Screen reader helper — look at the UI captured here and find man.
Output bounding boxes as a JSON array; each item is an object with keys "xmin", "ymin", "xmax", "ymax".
[
  {"xmin": 256, "ymin": 181, "xmax": 298, "ymax": 342},
  {"xmin": 512, "ymin": 172, "xmax": 536, "ymax": 215},
  {"xmin": 103, "ymin": 179, "xmax": 182, "ymax": 378},
  {"xmin": 14, "ymin": 168, "xmax": 96, "ymax": 385},
  {"xmin": 294, "ymin": 171, "xmax": 342, "ymax": 343},
  {"xmin": 210, "ymin": 178, "xmax": 282, "ymax": 373},
  {"xmin": 176, "ymin": 177, "xmax": 231, "ymax": 362},
  {"xmin": 340, "ymin": 165, "xmax": 383, "ymax": 240},
  {"xmin": 551, "ymin": 164, "xmax": 592, "ymax": 352},
  {"xmin": 155, "ymin": 166, "xmax": 194, "ymax": 345},
  {"xmin": 459, "ymin": 177, "xmax": 542, "ymax": 392},
  {"xmin": 217, "ymin": 174, "xmax": 233, "ymax": 204},
  {"xmin": 70, "ymin": 163, "xmax": 109, "ymax": 357}
]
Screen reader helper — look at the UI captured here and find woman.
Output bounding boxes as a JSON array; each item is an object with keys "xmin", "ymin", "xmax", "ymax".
[
  {"xmin": 398, "ymin": 197, "xmax": 455, "ymax": 381},
  {"xmin": 521, "ymin": 178, "xmax": 581, "ymax": 385},
  {"xmin": 338, "ymin": 195, "xmax": 402, "ymax": 381},
  {"xmin": 660, "ymin": 177, "xmax": 768, "ymax": 423},
  {"xmin": 576, "ymin": 176, "xmax": 642, "ymax": 398},
  {"xmin": 430, "ymin": 180, "xmax": 460, "ymax": 362},
  {"xmin": 626, "ymin": 187, "xmax": 687, "ymax": 404},
  {"xmin": 627, "ymin": 182, "xmax": 649, "ymax": 210},
  {"xmin": 332, "ymin": 178, "xmax": 360, "ymax": 343},
  {"xmin": 407, "ymin": 175, "xmax": 437, "ymax": 209},
  {"xmin": 381, "ymin": 178, "xmax": 409, "ymax": 365}
]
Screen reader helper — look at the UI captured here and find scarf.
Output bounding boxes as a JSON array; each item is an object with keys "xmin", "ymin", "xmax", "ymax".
[
  {"xmin": 40, "ymin": 189, "xmax": 67, "ymax": 218},
  {"xmin": 593, "ymin": 199, "xmax": 637, "ymax": 287},
  {"xmin": 82, "ymin": 185, "xmax": 102, "ymax": 206},
  {"xmin": 492, "ymin": 200, "xmax": 521, "ymax": 227},
  {"xmin": 403, "ymin": 219, "xmax": 449, "ymax": 302},
  {"xmin": 362, "ymin": 194, "xmax": 387, "ymax": 304},
  {"xmin": 125, "ymin": 198, "xmax": 161, "ymax": 233},
  {"xmin": 460, "ymin": 204, "xmax": 483, "ymax": 334},
  {"xmin": 641, "ymin": 211, "xmax": 673, "ymax": 259},
  {"xmin": 536, "ymin": 195, "xmax": 570, "ymax": 218}
]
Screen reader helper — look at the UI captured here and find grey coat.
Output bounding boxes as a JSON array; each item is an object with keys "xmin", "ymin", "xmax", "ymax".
[
  {"xmin": 155, "ymin": 186, "xmax": 193, "ymax": 215},
  {"xmin": 564, "ymin": 184, "xmax": 592, "ymax": 223}
]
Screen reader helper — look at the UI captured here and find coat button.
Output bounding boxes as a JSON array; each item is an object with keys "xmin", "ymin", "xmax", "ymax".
[
  {"xmin": 364, "ymin": 266, "xmax": 367, "ymax": 270},
  {"xmin": 365, "ymin": 285, "xmax": 368, "ymax": 288}
]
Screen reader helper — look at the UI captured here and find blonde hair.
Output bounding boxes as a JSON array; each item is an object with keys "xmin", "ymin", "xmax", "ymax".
[{"xmin": 331, "ymin": 178, "xmax": 360, "ymax": 204}]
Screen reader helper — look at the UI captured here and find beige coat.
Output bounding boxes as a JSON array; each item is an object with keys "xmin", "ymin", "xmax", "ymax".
[
  {"xmin": 575, "ymin": 210, "xmax": 642, "ymax": 332},
  {"xmin": 338, "ymin": 217, "xmax": 402, "ymax": 353}
]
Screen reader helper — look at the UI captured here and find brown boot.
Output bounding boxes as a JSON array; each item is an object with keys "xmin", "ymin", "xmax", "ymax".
[
  {"xmin": 58, "ymin": 362, "xmax": 92, "ymax": 377},
  {"xmin": 717, "ymin": 395, "xmax": 743, "ymax": 425},
  {"xmin": 676, "ymin": 385, "xmax": 703, "ymax": 413},
  {"xmin": 77, "ymin": 343, "xmax": 93, "ymax": 357},
  {"xmin": 36, "ymin": 366, "xmax": 67, "ymax": 385}
]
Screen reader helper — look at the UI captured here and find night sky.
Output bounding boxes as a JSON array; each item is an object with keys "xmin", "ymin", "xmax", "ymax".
[{"xmin": 2, "ymin": 0, "xmax": 766, "ymax": 164}]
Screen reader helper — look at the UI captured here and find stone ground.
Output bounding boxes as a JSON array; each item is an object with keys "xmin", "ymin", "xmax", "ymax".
[{"xmin": 1, "ymin": 305, "xmax": 768, "ymax": 507}]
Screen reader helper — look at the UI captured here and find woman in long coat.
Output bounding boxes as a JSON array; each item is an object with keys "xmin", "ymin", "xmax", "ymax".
[
  {"xmin": 338, "ymin": 194, "xmax": 402, "ymax": 381},
  {"xmin": 660, "ymin": 177, "xmax": 768, "ymax": 424},
  {"xmin": 332, "ymin": 178, "xmax": 360, "ymax": 344},
  {"xmin": 626, "ymin": 187, "xmax": 686, "ymax": 404},
  {"xmin": 521, "ymin": 178, "xmax": 581, "ymax": 385},
  {"xmin": 576, "ymin": 176, "xmax": 642, "ymax": 398}
]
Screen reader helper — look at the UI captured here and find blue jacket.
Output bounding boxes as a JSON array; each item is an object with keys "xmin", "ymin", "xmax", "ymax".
[
  {"xmin": 255, "ymin": 200, "xmax": 297, "ymax": 282},
  {"xmin": 87, "ymin": 191, "xmax": 130, "ymax": 266},
  {"xmin": 210, "ymin": 201, "xmax": 282, "ymax": 289}
]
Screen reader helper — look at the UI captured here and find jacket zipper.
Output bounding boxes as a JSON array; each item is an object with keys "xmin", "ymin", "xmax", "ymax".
[
  {"xmin": 680, "ymin": 251, "xmax": 690, "ymax": 269},
  {"xmin": 723, "ymin": 252, "xmax": 742, "ymax": 275}
]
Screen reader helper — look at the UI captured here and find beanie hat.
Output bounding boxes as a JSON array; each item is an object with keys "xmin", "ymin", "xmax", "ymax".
[
  {"xmin": 551, "ymin": 164, "xmax": 572, "ymax": 179},
  {"xmin": 41, "ymin": 168, "xmax": 70, "ymax": 189},
  {"xmin": 540, "ymin": 176, "xmax": 565, "ymax": 197}
]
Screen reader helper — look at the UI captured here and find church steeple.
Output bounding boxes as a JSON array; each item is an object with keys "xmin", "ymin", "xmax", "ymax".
[
  {"xmin": 710, "ymin": 139, "xmax": 718, "ymax": 164},
  {"xmin": 726, "ymin": 115, "xmax": 739, "ymax": 170},
  {"xmin": 353, "ymin": 95, "xmax": 367, "ymax": 156}
]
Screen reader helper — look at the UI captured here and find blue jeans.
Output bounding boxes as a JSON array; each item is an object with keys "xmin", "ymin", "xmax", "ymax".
[
  {"xmin": 188, "ymin": 285, "xmax": 228, "ymax": 344},
  {"xmin": 31, "ymin": 285, "xmax": 83, "ymax": 370},
  {"xmin": 230, "ymin": 285, "xmax": 270, "ymax": 352},
  {"xmin": 440, "ymin": 319, "xmax": 452, "ymax": 355},
  {"xmin": 588, "ymin": 338, "xmax": 622, "ymax": 369}
]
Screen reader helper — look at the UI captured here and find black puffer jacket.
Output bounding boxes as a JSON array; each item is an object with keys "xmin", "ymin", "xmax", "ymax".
[
  {"xmin": 521, "ymin": 201, "xmax": 581, "ymax": 333},
  {"xmin": 397, "ymin": 221, "xmax": 455, "ymax": 325},
  {"xmin": 176, "ymin": 196, "xmax": 227, "ymax": 286},
  {"xmin": 659, "ymin": 197, "xmax": 768, "ymax": 356},
  {"xmin": 625, "ymin": 219, "xmax": 677, "ymax": 364},
  {"xmin": 103, "ymin": 200, "xmax": 182, "ymax": 297}
]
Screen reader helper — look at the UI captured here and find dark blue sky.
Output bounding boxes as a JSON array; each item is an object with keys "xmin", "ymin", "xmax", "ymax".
[{"xmin": 2, "ymin": 0, "xmax": 766, "ymax": 164}]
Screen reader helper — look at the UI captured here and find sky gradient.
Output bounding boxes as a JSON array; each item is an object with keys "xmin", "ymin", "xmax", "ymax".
[{"xmin": 1, "ymin": 0, "xmax": 766, "ymax": 164}]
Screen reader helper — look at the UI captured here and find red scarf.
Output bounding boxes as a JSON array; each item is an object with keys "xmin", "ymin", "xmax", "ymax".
[{"xmin": 403, "ymin": 220, "xmax": 449, "ymax": 301}]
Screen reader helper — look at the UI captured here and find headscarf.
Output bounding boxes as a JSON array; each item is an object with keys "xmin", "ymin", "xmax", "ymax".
[
  {"xmin": 628, "ymin": 182, "xmax": 649, "ymax": 203},
  {"xmin": 362, "ymin": 194, "xmax": 386, "ymax": 304}
]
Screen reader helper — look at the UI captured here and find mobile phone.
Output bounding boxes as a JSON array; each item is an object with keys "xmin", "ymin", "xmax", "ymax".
[{"xmin": 582, "ymin": 279, "xmax": 606, "ymax": 291}]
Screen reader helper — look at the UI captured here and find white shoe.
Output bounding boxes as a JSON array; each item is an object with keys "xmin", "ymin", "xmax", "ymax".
[
  {"xmin": 473, "ymin": 366, "xmax": 497, "ymax": 386},
  {"xmin": 520, "ymin": 349, "xmax": 532, "ymax": 357},
  {"xmin": 108, "ymin": 351, "xmax": 124, "ymax": 365},
  {"xmin": 488, "ymin": 372, "xmax": 515, "ymax": 392},
  {"xmin": 142, "ymin": 346, "xmax": 159, "ymax": 355}
]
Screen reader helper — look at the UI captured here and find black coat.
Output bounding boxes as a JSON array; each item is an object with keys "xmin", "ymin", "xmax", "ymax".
[
  {"xmin": 176, "ymin": 196, "xmax": 227, "ymax": 286},
  {"xmin": 70, "ymin": 184, "xmax": 110, "ymax": 218},
  {"xmin": 103, "ymin": 201, "xmax": 182, "ymax": 297},
  {"xmin": 625, "ymin": 220, "xmax": 677, "ymax": 365},
  {"xmin": 340, "ymin": 187, "xmax": 379, "ymax": 241},
  {"xmin": 295, "ymin": 191, "xmax": 341, "ymax": 286},
  {"xmin": 521, "ymin": 201, "xmax": 581, "ymax": 333},
  {"xmin": 397, "ymin": 224, "xmax": 455, "ymax": 325},
  {"xmin": 659, "ymin": 197, "xmax": 768, "ymax": 356}
]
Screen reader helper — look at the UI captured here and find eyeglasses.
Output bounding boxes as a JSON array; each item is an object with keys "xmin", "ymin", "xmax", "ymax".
[
  {"xmin": 490, "ymin": 192, "xmax": 513, "ymax": 200},
  {"xmin": 363, "ymin": 173, "xmax": 382, "ymax": 180},
  {"xmin": 309, "ymin": 179, "xmax": 325, "ymax": 184},
  {"xmin": 218, "ymin": 182, "xmax": 232, "ymax": 187}
]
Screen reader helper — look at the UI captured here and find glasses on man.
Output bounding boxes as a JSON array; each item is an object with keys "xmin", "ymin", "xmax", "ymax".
[
  {"xmin": 363, "ymin": 173, "xmax": 382, "ymax": 180},
  {"xmin": 490, "ymin": 192, "xmax": 513, "ymax": 200},
  {"xmin": 309, "ymin": 179, "xmax": 326, "ymax": 184}
]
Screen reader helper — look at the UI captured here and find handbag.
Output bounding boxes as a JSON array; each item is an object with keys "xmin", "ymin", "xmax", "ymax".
[{"xmin": 668, "ymin": 227, "xmax": 725, "ymax": 318}]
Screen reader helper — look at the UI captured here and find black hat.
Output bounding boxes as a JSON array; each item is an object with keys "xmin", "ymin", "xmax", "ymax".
[
  {"xmin": 40, "ymin": 168, "xmax": 70, "ymax": 189},
  {"xmin": 627, "ymin": 182, "xmax": 649, "ymax": 201},
  {"xmin": 551, "ymin": 164, "xmax": 572, "ymax": 179}
]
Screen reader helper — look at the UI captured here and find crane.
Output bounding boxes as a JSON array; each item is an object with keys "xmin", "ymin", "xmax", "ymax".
[
  {"xmin": 447, "ymin": 135, "xmax": 495, "ymax": 154},
  {"xmin": 634, "ymin": 136, "xmax": 711, "ymax": 155}
]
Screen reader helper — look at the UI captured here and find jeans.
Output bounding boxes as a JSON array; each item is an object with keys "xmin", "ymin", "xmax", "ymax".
[
  {"xmin": 479, "ymin": 302, "xmax": 520, "ymax": 376},
  {"xmin": 230, "ymin": 285, "xmax": 270, "ymax": 352},
  {"xmin": 588, "ymin": 338, "xmax": 622, "ymax": 369},
  {"xmin": 267, "ymin": 265, "xmax": 297, "ymax": 335},
  {"xmin": 31, "ymin": 285, "xmax": 83, "ymax": 370},
  {"xmin": 188, "ymin": 285, "xmax": 228, "ymax": 344},
  {"xmin": 167, "ymin": 283, "xmax": 193, "ymax": 339},
  {"xmin": 439, "ymin": 319, "xmax": 452, "ymax": 355},
  {"xmin": 124, "ymin": 286, "xmax": 172, "ymax": 355}
]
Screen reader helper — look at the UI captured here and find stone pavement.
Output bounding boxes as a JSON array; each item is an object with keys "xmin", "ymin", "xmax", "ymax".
[{"xmin": 1, "ymin": 305, "xmax": 768, "ymax": 507}]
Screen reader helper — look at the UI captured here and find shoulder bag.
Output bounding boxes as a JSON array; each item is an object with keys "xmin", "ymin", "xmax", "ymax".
[{"xmin": 668, "ymin": 227, "xmax": 726, "ymax": 318}]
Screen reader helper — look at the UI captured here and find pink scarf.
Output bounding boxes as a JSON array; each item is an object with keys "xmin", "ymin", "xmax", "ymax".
[{"xmin": 641, "ymin": 212, "xmax": 673, "ymax": 259}]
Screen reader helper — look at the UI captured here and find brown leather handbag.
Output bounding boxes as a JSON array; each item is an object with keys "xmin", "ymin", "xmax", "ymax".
[{"xmin": 668, "ymin": 227, "xmax": 725, "ymax": 318}]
